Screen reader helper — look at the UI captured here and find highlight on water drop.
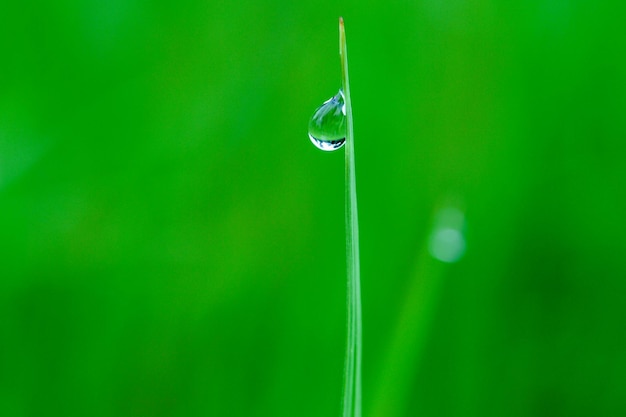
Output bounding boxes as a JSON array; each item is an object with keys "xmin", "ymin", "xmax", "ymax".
[{"xmin": 308, "ymin": 89, "xmax": 346, "ymax": 151}]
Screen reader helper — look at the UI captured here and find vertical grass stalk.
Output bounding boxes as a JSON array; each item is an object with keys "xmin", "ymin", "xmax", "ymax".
[{"xmin": 339, "ymin": 17, "xmax": 362, "ymax": 417}]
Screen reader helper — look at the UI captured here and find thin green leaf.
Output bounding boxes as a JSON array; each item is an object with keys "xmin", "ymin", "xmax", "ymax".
[{"xmin": 339, "ymin": 17, "xmax": 362, "ymax": 417}]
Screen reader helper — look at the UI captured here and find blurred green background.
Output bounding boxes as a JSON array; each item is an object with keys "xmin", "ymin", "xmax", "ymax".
[{"xmin": 2, "ymin": 1, "xmax": 626, "ymax": 416}]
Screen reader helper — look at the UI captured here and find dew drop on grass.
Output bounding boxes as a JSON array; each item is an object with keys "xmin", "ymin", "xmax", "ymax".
[
  {"xmin": 308, "ymin": 89, "xmax": 346, "ymax": 151},
  {"xmin": 428, "ymin": 207, "xmax": 466, "ymax": 263}
]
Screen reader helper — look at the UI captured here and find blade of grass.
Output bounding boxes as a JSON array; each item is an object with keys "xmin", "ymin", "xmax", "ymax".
[
  {"xmin": 339, "ymin": 17, "xmax": 362, "ymax": 417},
  {"xmin": 370, "ymin": 248, "xmax": 445, "ymax": 417}
]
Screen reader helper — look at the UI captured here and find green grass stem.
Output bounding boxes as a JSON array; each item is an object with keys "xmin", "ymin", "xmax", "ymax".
[
  {"xmin": 371, "ymin": 249, "xmax": 445, "ymax": 417},
  {"xmin": 339, "ymin": 17, "xmax": 362, "ymax": 417}
]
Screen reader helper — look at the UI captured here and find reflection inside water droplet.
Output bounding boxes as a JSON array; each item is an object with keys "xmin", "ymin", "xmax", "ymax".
[{"xmin": 308, "ymin": 89, "xmax": 346, "ymax": 151}]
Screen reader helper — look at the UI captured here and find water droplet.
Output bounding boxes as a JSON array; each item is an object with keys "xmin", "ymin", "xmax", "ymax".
[
  {"xmin": 308, "ymin": 89, "xmax": 346, "ymax": 151},
  {"xmin": 428, "ymin": 207, "xmax": 467, "ymax": 263}
]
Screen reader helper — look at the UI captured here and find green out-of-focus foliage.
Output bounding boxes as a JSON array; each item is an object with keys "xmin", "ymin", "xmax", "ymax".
[{"xmin": 1, "ymin": 1, "xmax": 626, "ymax": 416}]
